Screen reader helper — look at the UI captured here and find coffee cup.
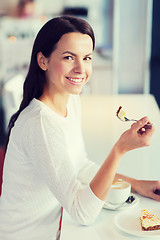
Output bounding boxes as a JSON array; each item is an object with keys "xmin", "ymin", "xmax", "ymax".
[{"xmin": 106, "ymin": 179, "xmax": 131, "ymax": 205}]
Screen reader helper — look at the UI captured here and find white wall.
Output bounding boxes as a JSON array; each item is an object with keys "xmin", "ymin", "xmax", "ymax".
[{"xmin": 113, "ymin": 0, "xmax": 153, "ymax": 94}]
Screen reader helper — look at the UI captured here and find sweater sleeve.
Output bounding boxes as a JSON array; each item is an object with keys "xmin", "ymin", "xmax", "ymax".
[{"xmin": 26, "ymin": 114, "xmax": 104, "ymax": 226}]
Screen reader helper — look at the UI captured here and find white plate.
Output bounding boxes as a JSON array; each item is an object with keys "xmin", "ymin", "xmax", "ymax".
[
  {"xmin": 103, "ymin": 194, "xmax": 139, "ymax": 210},
  {"xmin": 114, "ymin": 208, "xmax": 160, "ymax": 237}
]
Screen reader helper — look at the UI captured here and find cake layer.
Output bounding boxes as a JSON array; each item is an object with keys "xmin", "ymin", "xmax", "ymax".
[{"xmin": 140, "ymin": 209, "xmax": 160, "ymax": 231}]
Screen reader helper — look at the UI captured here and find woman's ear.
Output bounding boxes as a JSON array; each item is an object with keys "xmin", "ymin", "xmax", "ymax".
[{"xmin": 37, "ymin": 52, "xmax": 48, "ymax": 71}]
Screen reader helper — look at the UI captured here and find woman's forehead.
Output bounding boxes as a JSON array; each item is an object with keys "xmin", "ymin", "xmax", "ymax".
[{"xmin": 55, "ymin": 32, "xmax": 93, "ymax": 54}]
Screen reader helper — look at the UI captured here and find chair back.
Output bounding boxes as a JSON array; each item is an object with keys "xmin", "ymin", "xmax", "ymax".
[{"xmin": 3, "ymin": 74, "xmax": 24, "ymax": 130}]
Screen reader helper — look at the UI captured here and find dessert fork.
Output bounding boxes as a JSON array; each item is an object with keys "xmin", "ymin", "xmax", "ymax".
[
  {"xmin": 116, "ymin": 106, "xmax": 152, "ymax": 127},
  {"xmin": 124, "ymin": 117, "xmax": 152, "ymax": 128},
  {"xmin": 124, "ymin": 117, "xmax": 152, "ymax": 124},
  {"xmin": 123, "ymin": 117, "xmax": 137, "ymax": 122}
]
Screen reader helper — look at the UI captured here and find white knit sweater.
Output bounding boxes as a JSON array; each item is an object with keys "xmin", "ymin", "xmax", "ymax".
[{"xmin": 0, "ymin": 95, "xmax": 104, "ymax": 240}]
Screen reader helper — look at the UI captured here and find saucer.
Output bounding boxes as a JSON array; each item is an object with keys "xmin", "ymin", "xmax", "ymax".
[{"xmin": 103, "ymin": 194, "xmax": 139, "ymax": 211}]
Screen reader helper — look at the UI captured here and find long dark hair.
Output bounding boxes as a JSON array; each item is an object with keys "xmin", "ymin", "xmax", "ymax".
[{"xmin": 5, "ymin": 15, "xmax": 95, "ymax": 151}]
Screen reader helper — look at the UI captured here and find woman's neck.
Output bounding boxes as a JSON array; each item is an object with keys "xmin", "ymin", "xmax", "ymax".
[{"xmin": 39, "ymin": 88, "xmax": 69, "ymax": 118}]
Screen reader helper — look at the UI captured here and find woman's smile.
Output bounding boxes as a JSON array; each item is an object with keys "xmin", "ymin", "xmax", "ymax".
[{"xmin": 65, "ymin": 77, "xmax": 86, "ymax": 85}]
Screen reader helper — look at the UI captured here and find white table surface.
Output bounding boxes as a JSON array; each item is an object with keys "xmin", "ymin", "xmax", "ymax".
[{"xmin": 61, "ymin": 94, "xmax": 160, "ymax": 240}]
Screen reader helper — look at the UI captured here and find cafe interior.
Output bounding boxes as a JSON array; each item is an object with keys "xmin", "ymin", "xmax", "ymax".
[{"xmin": 0, "ymin": 1, "xmax": 160, "ymax": 238}]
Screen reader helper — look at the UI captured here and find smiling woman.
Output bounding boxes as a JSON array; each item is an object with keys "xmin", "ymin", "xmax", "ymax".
[
  {"xmin": 37, "ymin": 32, "xmax": 93, "ymax": 104},
  {"xmin": 0, "ymin": 16, "xmax": 98, "ymax": 240},
  {"xmin": 0, "ymin": 15, "xmax": 158, "ymax": 240}
]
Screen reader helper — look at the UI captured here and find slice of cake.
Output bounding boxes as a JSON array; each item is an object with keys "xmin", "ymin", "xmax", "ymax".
[
  {"xmin": 140, "ymin": 209, "xmax": 160, "ymax": 231},
  {"xmin": 116, "ymin": 106, "xmax": 126, "ymax": 122}
]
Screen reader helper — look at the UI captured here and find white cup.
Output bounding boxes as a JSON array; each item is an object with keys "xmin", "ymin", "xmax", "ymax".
[{"xmin": 106, "ymin": 179, "xmax": 131, "ymax": 205}]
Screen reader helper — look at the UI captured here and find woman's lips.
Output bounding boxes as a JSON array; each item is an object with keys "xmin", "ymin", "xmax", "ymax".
[{"xmin": 66, "ymin": 77, "xmax": 85, "ymax": 85}]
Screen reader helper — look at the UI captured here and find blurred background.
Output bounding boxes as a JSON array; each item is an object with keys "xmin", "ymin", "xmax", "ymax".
[{"xmin": 0, "ymin": 0, "xmax": 160, "ymax": 147}]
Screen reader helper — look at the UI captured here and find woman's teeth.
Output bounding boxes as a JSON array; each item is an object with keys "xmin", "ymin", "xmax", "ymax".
[{"xmin": 66, "ymin": 77, "xmax": 83, "ymax": 83}]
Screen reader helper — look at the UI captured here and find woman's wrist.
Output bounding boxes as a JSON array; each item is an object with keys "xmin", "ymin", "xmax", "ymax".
[
  {"xmin": 114, "ymin": 173, "xmax": 138, "ymax": 192},
  {"xmin": 129, "ymin": 178, "xmax": 139, "ymax": 192},
  {"xmin": 114, "ymin": 140, "xmax": 127, "ymax": 156}
]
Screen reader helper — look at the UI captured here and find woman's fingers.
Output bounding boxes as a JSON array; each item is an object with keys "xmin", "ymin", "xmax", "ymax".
[
  {"xmin": 131, "ymin": 117, "xmax": 154, "ymax": 135},
  {"xmin": 131, "ymin": 117, "xmax": 149, "ymax": 131},
  {"xmin": 118, "ymin": 116, "xmax": 155, "ymax": 153}
]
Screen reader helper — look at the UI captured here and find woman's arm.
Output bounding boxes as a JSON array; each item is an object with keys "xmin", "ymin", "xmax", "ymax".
[
  {"xmin": 90, "ymin": 117, "xmax": 155, "ymax": 201},
  {"xmin": 114, "ymin": 173, "xmax": 160, "ymax": 201}
]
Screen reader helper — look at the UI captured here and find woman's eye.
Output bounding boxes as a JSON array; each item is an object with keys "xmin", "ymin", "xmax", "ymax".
[
  {"xmin": 84, "ymin": 57, "xmax": 92, "ymax": 61},
  {"xmin": 64, "ymin": 56, "xmax": 73, "ymax": 60}
]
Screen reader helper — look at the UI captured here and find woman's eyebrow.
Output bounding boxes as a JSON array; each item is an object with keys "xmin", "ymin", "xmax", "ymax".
[
  {"xmin": 62, "ymin": 51, "xmax": 92, "ymax": 57},
  {"xmin": 62, "ymin": 51, "xmax": 76, "ymax": 56}
]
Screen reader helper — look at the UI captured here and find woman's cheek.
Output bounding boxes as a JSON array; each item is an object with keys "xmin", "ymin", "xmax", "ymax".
[
  {"xmin": 56, "ymin": 63, "xmax": 69, "ymax": 75},
  {"xmin": 87, "ymin": 65, "xmax": 92, "ymax": 79}
]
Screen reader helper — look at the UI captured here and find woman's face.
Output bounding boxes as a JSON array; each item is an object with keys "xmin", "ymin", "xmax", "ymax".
[{"xmin": 43, "ymin": 32, "xmax": 93, "ymax": 96}]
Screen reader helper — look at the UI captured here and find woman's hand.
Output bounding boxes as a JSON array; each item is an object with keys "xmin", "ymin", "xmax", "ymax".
[
  {"xmin": 115, "ymin": 174, "xmax": 160, "ymax": 202},
  {"xmin": 115, "ymin": 117, "xmax": 155, "ymax": 154},
  {"xmin": 132, "ymin": 179, "xmax": 160, "ymax": 201}
]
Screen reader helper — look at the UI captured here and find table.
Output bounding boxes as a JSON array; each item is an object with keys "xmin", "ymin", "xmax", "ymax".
[{"xmin": 61, "ymin": 94, "xmax": 160, "ymax": 240}]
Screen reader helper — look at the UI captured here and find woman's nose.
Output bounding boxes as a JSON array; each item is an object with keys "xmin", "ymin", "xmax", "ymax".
[{"xmin": 73, "ymin": 60, "xmax": 85, "ymax": 73}]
